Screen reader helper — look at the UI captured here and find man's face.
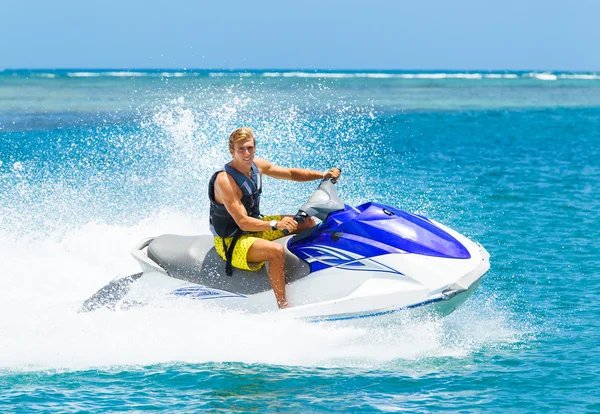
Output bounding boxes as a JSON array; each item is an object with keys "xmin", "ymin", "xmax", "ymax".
[{"xmin": 231, "ymin": 137, "xmax": 256, "ymax": 167}]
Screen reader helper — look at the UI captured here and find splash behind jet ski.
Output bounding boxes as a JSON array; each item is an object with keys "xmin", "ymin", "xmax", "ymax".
[{"xmin": 81, "ymin": 179, "xmax": 490, "ymax": 322}]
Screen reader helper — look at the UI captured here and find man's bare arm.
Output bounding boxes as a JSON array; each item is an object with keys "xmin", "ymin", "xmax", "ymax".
[
  {"xmin": 254, "ymin": 157, "xmax": 339, "ymax": 182},
  {"xmin": 214, "ymin": 172, "xmax": 297, "ymax": 233}
]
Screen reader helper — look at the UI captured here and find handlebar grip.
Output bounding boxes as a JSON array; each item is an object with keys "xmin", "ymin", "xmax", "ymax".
[
  {"xmin": 294, "ymin": 211, "xmax": 307, "ymax": 224},
  {"xmin": 283, "ymin": 212, "xmax": 305, "ymax": 236},
  {"xmin": 327, "ymin": 167, "xmax": 341, "ymax": 184}
]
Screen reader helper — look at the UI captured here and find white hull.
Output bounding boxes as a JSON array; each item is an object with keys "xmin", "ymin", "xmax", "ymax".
[{"xmin": 118, "ymin": 224, "xmax": 490, "ymax": 323}]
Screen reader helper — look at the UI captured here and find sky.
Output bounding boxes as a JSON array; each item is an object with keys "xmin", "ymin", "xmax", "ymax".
[{"xmin": 0, "ymin": 0, "xmax": 598, "ymax": 71}]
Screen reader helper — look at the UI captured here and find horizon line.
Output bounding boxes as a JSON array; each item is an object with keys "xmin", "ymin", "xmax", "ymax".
[{"xmin": 1, "ymin": 67, "xmax": 599, "ymax": 73}]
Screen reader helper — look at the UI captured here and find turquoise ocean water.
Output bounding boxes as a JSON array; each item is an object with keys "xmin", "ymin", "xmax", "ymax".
[{"xmin": 1, "ymin": 69, "xmax": 599, "ymax": 412}]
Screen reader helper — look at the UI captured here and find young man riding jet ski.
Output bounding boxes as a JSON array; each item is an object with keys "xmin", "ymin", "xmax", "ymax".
[{"xmin": 209, "ymin": 127, "xmax": 341, "ymax": 309}]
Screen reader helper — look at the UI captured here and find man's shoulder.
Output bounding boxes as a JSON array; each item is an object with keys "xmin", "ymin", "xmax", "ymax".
[
  {"xmin": 214, "ymin": 170, "xmax": 242, "ymax": 194},
  {"xmin": 253, "ymin": 157, "xmax": 271, "ymax": 172},
  {"xmin": 214, "ymin": 170, "xmax": 231, "ymax": 185}
]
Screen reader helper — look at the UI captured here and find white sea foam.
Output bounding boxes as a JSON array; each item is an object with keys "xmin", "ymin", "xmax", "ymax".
[
  {"xmin": 160, "ymin": 72, "xmax": 187, "ymax": 77},
  {"xmin": 483, "ymin": 74, "xmax": 519, "ymax": 79},
  {"xmin": 209, "ymin": 72, "xmax": 254, "ymax": 77},
  {"xmin": 263, "ymin": 72, "xmax": 362, "ymax": 79},
  {"xmin": 287, "ymin": 72, "xmax": 358, "ymax": 78},
  {"xmin": 273, "ymin": 71, "xmax": 600, "ymax": 81},
  {"xmin": 558, "ymin": 73, "xmax": 600, "ymax": 80},
  {"xmin": 66, "ymin": 72, "xmax": 102, "ymax": 77},
  {"xmin": 66, "ymin": 71, "xmax": 153, "ymax": 78},
  {"xmin": 401, "ymin": 73, "xmax": 484, "ymax": 79},
  {"xmin": 362, "ymin": 73, "xmax": 397, "ymax": 78},
  {"xmin": 102, "ymin": 71, "xmax": 148, "ymax": 77},
  {"xmin": 260, "ymin": 71, "xmax": 598, "ymax": 81},
  {"xmin": 6, "ymin": 70, "xmax": 600, "ymax": 82},
  {"xmin": 260, "ymin": 72, "xmax": 514, "ymax": 80},
  {"xmin": 529, "ymin": 72, "xmax": 558, "ymax": 81}
]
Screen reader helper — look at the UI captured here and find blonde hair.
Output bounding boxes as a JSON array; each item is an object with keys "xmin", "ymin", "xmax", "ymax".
[{"xmin": 229, "ymin": 127, "xmax": 255, "ymax": 152}]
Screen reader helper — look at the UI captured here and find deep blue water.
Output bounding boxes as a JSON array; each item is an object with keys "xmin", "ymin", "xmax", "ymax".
[{"xmin": 1, "ymin": 70, "xmax": 599, "ymax": 412}]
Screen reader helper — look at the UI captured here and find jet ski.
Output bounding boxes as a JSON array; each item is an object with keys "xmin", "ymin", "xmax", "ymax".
[{"xmin": 80, "ymin": 179, "xmax": 490, "ymax": 322}]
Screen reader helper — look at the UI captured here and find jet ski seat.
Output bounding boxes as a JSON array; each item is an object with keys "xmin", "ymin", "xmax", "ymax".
[
  {"xmin": 147, "ymin": 234, "xmax": 311, "ymax": 295},
  {"xmin": 148, "ymin": 234, "xmax": 213, "ymax": 275}
]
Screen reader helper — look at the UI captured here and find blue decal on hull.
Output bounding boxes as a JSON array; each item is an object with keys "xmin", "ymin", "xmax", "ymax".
[
  {"xmin": 171, "ymin": 286, "xmax": 246, "ymax": 300},
  {"xmin": 296, "ymin": 244, "xmax": 404, "ymax": 275},
  {"xmin": 304, "ymin": 296, "xmax": 445, "ymax": 323}
]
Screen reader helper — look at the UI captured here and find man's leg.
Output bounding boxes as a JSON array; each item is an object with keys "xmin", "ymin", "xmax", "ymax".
[{"xmin": 246, "ymin": 238, "xmax": 288, "ymax": 309}]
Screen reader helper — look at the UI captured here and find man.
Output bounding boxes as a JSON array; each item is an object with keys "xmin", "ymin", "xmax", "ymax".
[{"xmin": 208, "ymin": 127, "xmax": 341, "ymax": 309}]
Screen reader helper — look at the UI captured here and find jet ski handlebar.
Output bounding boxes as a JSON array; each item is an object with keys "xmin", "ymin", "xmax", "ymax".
[
  {"xmin": 283, "ymin": 173, "xmax": 344, "ymax": 235},
  {"xmin": 293, "ymin": 210, "xmax": 309, "ymax": 224}
]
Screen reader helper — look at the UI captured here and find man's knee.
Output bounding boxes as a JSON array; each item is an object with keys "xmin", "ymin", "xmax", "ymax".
[{"xmin": 265, "ymin": 242, "xmax": 285, "ymax": 261}]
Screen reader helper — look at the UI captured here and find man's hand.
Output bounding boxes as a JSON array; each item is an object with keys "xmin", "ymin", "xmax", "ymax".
[
  {"xmin": 323, "ymin": 167, "xmax": 341, "ymax": 180},
  {"xmin": 276, "ymin": 217, "xmax": 298, "ymax": 233}
]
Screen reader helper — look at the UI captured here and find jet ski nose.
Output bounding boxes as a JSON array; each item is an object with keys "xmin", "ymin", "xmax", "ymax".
[{"xmin": 345, "ymin": 203, "xmax": 471, "ymax": 259}]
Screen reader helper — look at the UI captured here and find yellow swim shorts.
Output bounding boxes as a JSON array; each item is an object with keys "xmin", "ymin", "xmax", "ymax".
[{"xmin": 214, "ymin": 215, "xmax": 285, "ymax": 271}]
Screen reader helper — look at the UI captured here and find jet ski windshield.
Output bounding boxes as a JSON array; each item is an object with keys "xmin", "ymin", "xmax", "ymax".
[{"xmin": 294, "ymin": 179, "xmax": 345, "ymax": 223}]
